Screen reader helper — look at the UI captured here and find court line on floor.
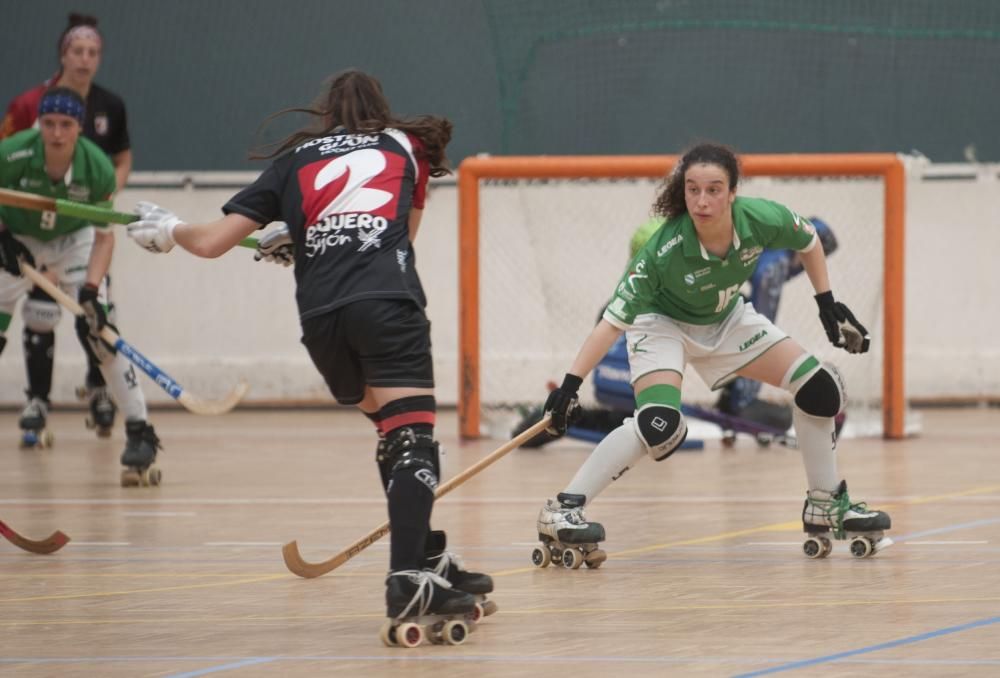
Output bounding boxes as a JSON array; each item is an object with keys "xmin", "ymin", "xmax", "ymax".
[{"xmin": 731, "ymin": 615, "xmax": 1000, "ymax": 677}]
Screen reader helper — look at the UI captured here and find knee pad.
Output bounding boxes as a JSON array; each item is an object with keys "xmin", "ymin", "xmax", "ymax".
[
  {"xmin": 23, "ymin": 294, "xmax": 61, "ymax": 333},
  {"xmin": 632, "ymin": 403, "xmax": 687, "ymax": 462},
  {"xmin": 793, "ymin": 364, "xmax": 846, "ymax": 417},
  {"xmin": 376, "ymin": 426, "xmax": 441, "ymax": 492}
]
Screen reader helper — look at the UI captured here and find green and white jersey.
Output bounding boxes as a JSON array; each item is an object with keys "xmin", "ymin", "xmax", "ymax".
[
  {"xmin": 0, "ymin": 128, "xmax": 115, "ymax": 242},
  {"xmin": 604, "ymin": 197, "xmax": 817, "ymax": 327}
]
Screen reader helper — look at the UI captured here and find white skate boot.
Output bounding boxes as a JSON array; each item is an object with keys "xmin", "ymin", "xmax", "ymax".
[
  {"xmin": 532, "ymin": 492, "xmax": 607, "ymax": 569},
  {"xmin": 802, "ymin": 479, "xmax": 892, "ymax": 559}
]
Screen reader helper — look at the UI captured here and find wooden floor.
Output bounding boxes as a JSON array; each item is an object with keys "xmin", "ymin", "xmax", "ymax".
[{"xmin": 1, "ymin": 407, "xmax": 998, "ymax": 677}]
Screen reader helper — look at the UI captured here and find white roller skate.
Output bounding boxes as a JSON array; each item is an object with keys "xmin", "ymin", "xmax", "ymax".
[
  {"xmin": 802, "ymin": 480, "xmax": 892, "ymax": 559},
  {"xmin": 380, "ymin": 570, "xmax": 478, "ymax": 648},
  {"xmin": 120, "ymin": 420, "xmax": 163, "ymax": 487},
  {"xmin": 532, "ymin": 492, "xmax": 607, "ymax": 569},
  {"xmin": 19, "ymin": 396, "xmax": 54, "ymax": 449},
  {"xmin": 423, "ymin": 530, "xmax": 497, "ymax": 622}
]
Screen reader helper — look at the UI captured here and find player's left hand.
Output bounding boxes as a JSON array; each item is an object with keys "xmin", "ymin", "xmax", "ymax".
[
  {"xmin": 815, "ymin": 291, "xmax": 870, "ymax": 354},
  {"xmin": 78, "ymin": 284, "xmax": 107, "ymax": 335},
  {"xmin": 127, "ymin": 201, "xmax": 183, "ymax": 253}
]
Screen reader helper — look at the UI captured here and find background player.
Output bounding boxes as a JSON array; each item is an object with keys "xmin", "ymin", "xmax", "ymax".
[
  {"xmin": 1, "ymin": 13, "xmax": 132, "ymax": 435},
  {"xmin": 124, "ymin": 70, "xmax": 493, "ymax": 636},
  {"xmin": 0, "ymin": 87, "xmax": 160, "ymax": 477},
  {"xmin": 533, "ymin": 142, "xmax": 891, "ymax": 565}
]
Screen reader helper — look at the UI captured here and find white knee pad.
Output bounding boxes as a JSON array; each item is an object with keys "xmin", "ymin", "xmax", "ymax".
[
  {"xmin": 632, "ymin": 403, "xmax": 687, "ymax": 462},
  {"xmin": 23, "ymin": 298, "xmax": 61, "ymax": 332}
]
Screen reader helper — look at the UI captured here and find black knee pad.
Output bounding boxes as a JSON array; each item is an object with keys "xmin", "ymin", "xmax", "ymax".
[
  {"xmin": 633, "ymin": 403, "xmax": 687, "ymax": 462},
  {"xmin": 376, "ymin": 426, "xmax": 440, "ymax": 493},
  {"xmin": 794, "ymin": 366, "xmax": 846, "ymax": 417}
]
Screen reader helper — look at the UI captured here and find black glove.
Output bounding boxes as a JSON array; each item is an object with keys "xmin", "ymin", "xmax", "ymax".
[
  {"xmin": 815, "ymin": 291, "xmax": 870, "ymax": 354},
  {"xmin": 0, "ymin": 227, "xmax": 34, "ymax": 276},
  {"xmin": 78, "ymin": 284, "xmax": 107, "ymax": 336},
  {"xmin": 543, "ymin": 373, "xmax": 583, "ymax": 436}
]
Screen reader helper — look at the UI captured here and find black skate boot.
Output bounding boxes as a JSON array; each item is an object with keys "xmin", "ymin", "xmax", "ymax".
[
  {"xmin": 19, "ymin": 395, "xmax": 54, "ymax": 449},
  {"xmin": 533, "ymin": 492, "xmax": 607, "ymax": 569},
  {"xmin": 381, "ymin": 569, "xmax": 478, "ymax": 648},
  {"xmin": 802, "ymin": 480, "xmax": 892, "ymax": 559},
  {"xmin": 85, "ymin": 386, "xmax": 117, "ymax": 438},
  {"xmin": 120, "ymin": 420, "xmax": 163, "ymax": 487},
  {"xmin": 422, "ymin": 530, "xmax": 497, "ymax": 621}
]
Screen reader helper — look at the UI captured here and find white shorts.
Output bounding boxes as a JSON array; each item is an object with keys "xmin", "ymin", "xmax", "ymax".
[
  {"xmin": 625, "ymin": 299, "xmax": 789, "ymax": 391},
  {"xmin": 0, "ymin": 228, "xmax": 96, "ymax": 315}
]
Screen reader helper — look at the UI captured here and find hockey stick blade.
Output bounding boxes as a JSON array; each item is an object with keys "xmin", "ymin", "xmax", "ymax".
[
  {"xmin": 21, "ymin": 262, "xmax": 249, "ymax": 415},
  {"xmin": 282, "ymin": 415, "xmax": 553, "ymax": 578},
  {"xmin": 0, "ymin": 187, "xmax": 258, "ymax": 248},
  {"xmin": 0, "ymin": 519, "xmax": 70, "ymax": 554}
]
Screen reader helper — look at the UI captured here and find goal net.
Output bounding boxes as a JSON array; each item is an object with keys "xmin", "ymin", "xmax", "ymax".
[{"xmin": 458, "ymin": 154, "xmax": 905, "ymax": 440}]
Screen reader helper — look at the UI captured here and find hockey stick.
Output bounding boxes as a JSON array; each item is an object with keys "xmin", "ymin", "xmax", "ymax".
[
  {"xmin": 0, "ymin": 187, "xmax": 258, "ymax": 249},
  {"xmin": 19, "ymin": 262, "xmax": 248, "ymax": 415},
  {"xmin": 0, "ymin": 518, "xmax": 70, "ymax": 554},
  {"xmin": 282, "ymin": 415, "xmax": 553, "ymax": 578}
]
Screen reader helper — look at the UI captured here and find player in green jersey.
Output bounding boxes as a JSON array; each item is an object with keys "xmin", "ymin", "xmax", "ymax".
[
  {"xmin": 0, "ymin": 87, "xmax": 161, "ymax": 480},
  {"xmin": 531, "ymin": 143, "xmax": 891, "ymax": 569}
]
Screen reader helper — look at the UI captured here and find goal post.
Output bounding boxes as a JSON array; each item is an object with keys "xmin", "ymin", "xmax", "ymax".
[{"xmin": 458, "ymin": 154, "xmax": 905, "ymax": 440}]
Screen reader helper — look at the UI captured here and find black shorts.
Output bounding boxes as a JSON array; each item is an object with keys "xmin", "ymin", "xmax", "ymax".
[{"xmin": 300, "ymin": 298, "xmax": 434, "ymax": 405}]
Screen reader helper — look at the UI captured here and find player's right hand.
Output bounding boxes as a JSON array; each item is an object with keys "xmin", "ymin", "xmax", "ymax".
[
  {"xmin": 0, "ymin": 225, "xmax": 34, "ymax": 276},
  {"xmin": 127, "ymin": 201, "xmax": 183, "ymax": 254},
  {"xmin": 254, "ymin": 224, "xmax": 294, "ymax": 267},
  {"xmin": 543, "ymin": 373, "xmax": 583, "ymax": 436}
]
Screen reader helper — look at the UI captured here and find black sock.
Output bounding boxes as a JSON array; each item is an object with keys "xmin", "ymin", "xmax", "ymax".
[{"xmin": 23, "ymin": 329, "xmax": 55, "ymax": 401}]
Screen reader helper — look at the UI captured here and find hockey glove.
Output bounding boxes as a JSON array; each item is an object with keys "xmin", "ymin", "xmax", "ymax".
[
  {"xmin": 127, "ymin": 201, "xmax": 183, "ymax": 253},
  {"xmin": 78, "ymin": 284, "xmax": 115, "ymax": 362},
  {"xmin": 815, "ymin": 291, "xmax": 870, "ymax": 354},
  {"xmin": 0, "ymin": 226, "xmax": 34, "ymax": 276},
  {"xmin": 543, "ymin": 373, "xmax": 583, "ymax": 436},
  {"xmin": 254, "ymin": 224, "xmax": 294, "ymax": 267}
]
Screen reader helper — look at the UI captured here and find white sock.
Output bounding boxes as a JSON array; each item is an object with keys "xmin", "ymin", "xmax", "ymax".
[
  {"xmin": 793, "ymin": 407, "xmax": 839, "ymax": 491},
  {"xmin": 101, "ymin": 354, "xmax": 148, "ymax": 422},
  {"xmin": 563, "ymin": 421, "xmax": 646, "ymax": 503}
]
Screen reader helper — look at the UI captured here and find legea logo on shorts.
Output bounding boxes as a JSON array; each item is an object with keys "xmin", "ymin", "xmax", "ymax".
[{"xmin": 739, "ymin": 329, "xmax": 768, "ymax": 351}]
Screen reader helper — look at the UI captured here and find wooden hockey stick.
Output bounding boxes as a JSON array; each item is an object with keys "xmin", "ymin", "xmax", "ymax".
[
  {"xmin": 0, "ymin": 187, "xmax": 258, "ymax": 248},
  {"xmin": 20, "ymin": 262, "xmax": 248, "ymax": 415},
  {"xmin": 282, "ymin": 415, "xmax": 553, "ymax": 578},
  {"xmin": 0, "ymin": 518, "xmax": 70, "ymax": 554}
]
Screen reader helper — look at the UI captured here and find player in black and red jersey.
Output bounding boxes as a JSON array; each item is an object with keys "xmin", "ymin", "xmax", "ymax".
[{"xmin": 125, "ymin": 70, "xmax": 491, "ymax": 642}]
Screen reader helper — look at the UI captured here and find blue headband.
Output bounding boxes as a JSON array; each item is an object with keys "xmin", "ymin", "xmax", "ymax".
[{"xmin": 38, "ymin": 92, "xmax": 85, "ymax": 125}]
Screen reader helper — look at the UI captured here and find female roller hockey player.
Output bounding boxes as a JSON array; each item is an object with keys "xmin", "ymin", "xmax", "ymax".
[
  {"xmin": 126, "ymin": 69, "xmax": 493, "ymax": 645},
  {"xmin": 533, "ymin": 142, "xmax": 891, "ymax": 569},
  {"xmin": 0, "ymin": 87, "xmax": 160, "ymax": 477}
]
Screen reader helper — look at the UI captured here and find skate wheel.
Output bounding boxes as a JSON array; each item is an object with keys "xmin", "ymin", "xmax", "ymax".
[
  {"xmin": 467, "ymin": 602, "xmax": 485, "ymax": 624},
  {"xmin": 397, "ymin": 622, "xmax": 423, "ymax": 648},
  {"xmin": 481, "ymin": 599, "xmax": 499, "ymax": 617},
  {"xmin": 121, "ymin": 469, "xmax": 141, "ymax": 487},
  {"xmin": 379, "ymin": 620, "xmax": 397, "ymax": 647},
  {"xmin": 562, "ymin": 548, "xmax": 584, "ymax": 569},
  {"xmin": 721, "ymin": 431, "xmax": 737, "ymax": 448},
  {"xmin": 142, "ymin": 467, "xmax": 162, "ymax": 487},
  {"xmin": 584, "ymin": 548, "xmax": 607, "ymax": 569},
  {"xmin": 755, "ymin": 433, "xmax": 773, "ymax": 448},
  {"xmin": 803, "ymin": 536, "xmax": 830, "ymax": 559},
  {"xmin": 850, "ymin": 537, "xmax": 873, "ymax": 558},
  {"xmin": 442, "ymin": 620, "xmax": 467, "ymax": 645},
  {"xmin": 531, "ymin": 545, "xmax": 551, "ymax": 568}
]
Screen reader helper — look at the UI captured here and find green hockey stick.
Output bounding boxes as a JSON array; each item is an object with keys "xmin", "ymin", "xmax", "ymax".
[{"xmin": 0, "ymin": 187, "xmax": 258, "ymax": 249}]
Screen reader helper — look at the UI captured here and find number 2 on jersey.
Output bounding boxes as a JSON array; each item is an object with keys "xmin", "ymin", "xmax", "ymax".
[{"xmin": 313, "ymin": 149, "xmax": 393, "ymax": 222}]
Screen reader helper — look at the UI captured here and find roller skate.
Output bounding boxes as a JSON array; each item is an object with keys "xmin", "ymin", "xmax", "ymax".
[
  {"xmin": 423, "ymin": 530, "xmax": 497, "ymax": 623},
  {"xmin": 78, "ymin": 385, "xmax": 116, "ymax": 438},
  {"xmin": 532, "ymin": 492, "xmax": 607, "ymax": 569},
  {"xmin": 18, "ymin": 396, "xmax": 54, "ymax": 449},
  {"xmin": 802, "ymin": 480, "xmax": 892, "ymax": 559},
  {"xmin": 120, "ymin": 420, "xmax": 163, "ymax": 487},
  {"xmin": 380, "ymin": 569, "xmax": 478, "ymax": 648}
]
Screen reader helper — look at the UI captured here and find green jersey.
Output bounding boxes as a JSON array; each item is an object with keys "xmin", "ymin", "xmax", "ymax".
[
  {"xmin": 0, "ymin": 128, "xmax": 115, "ymax": 242},
  {"xmin": 604, "ymin": 197, "xmax": 817, "ymax": 327}
]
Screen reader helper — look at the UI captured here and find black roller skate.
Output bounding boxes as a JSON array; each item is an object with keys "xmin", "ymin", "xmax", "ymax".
[
  {"xmin": 78, "ymin": 385, "xmax": 116, "ymax": 438},
  {"xmin": 423, "ymin": 530, "xmax": 497, "ymax": 622},
  {"xmin": 533, "ymin": 492, "xmax": 607, "ymax": 569},
  {"xmin": 381, "ymin": 570, "xmax": 478, "ymax": 648},
  {"xmin": 19, "ymin": 396, "xmax": 54, "ymax": 449},
  {"xmin": 802, "ymin": 479, "xmax": 892, "ymax": 559},
  {"xmin": 120, "ymin": 420, "xmax": 163, "ymax": 487}
]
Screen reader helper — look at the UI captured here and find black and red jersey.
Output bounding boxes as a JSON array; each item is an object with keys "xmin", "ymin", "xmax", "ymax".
[{"xmin": 223, "ymin": 128, "xmax": 431, "ymax": 321}]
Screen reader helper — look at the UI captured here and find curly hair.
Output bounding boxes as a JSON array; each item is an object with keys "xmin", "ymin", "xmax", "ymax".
[{"xmin": 652, "ymin": 142, "xmax": 740, "ymax": 219}]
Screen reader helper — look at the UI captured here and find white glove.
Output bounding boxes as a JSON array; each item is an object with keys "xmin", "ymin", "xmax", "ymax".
[
  {"xmin": 254, "ymin": 224, "xmax": 294, "ymax": 267},
  {"xmin": 127, "ymin": 201, "xmax": 184, "ymax": 254}
]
